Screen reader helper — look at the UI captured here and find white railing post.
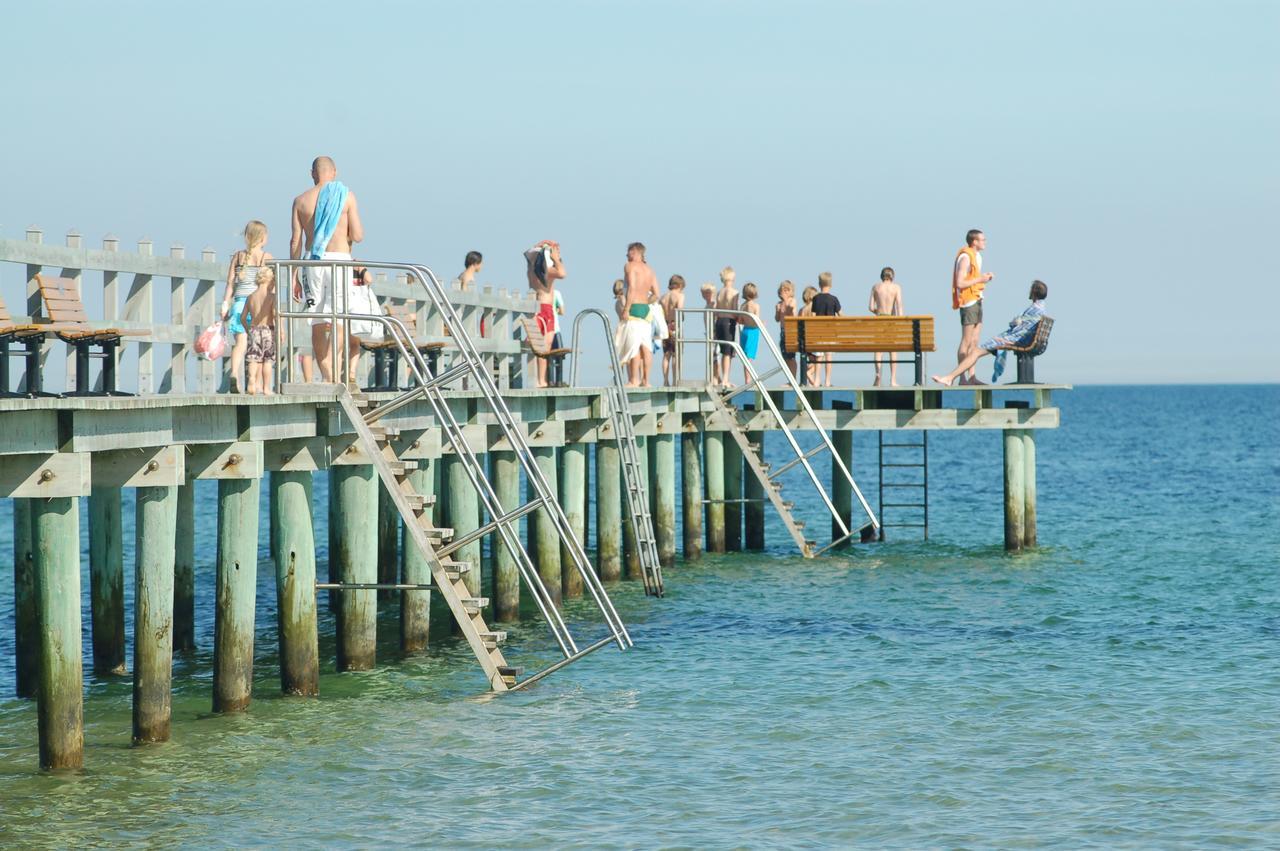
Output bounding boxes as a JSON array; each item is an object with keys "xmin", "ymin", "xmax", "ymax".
[{"xmin": 127, "ymin": 238, "xmax": 154, "ymax": 393}]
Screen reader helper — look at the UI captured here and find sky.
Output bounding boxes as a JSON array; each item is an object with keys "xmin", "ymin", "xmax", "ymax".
[{"xmin": 2, "ymin": 0, "xmax": 1277, "ymax": 385}]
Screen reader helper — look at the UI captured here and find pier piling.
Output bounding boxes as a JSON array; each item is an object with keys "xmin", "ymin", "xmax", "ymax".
[
  {"xmin": 13, "ymin": 499, "xmax": 38, "ymax": 698},
  {"xmin": 33, "ymin": 497, "xmax": 84, "ymax": 770},
  {"xmin": 724, "ymin": 438, "xmax": 743, "ymax": 552},
  {"xmin": 272, "ymin": 471, "xmax": 320, "ymax": 694},
  {"xmin": 88, "ymin": 486, "xmax": 127, "ymax": 675},
  {"xmin": 704, "ymin": 429, "xmax": 726, "ymax": 553},
  {"xmin": 333, "ymin": 465, "xmax": 377, "ymax": 671},
  {"xmin": 173, "ymin": 478, "xmax": 196, "ymax": 653},
  {"xmin": 1002, "ymin": 429, "xmax": 1026, "ymax": 552},
  {"xmin": 560, "ymin": 443, "xmax": 586, "ymax": 598},
  {"xmin": 133, "ymin": 485, "xmax": 177, "ymax": 743},
  {"xmin": 489, "ymin": 451, "xmax": 520, "ymax": 621},
  {"xmin": 652, "ymin": 432, "xmax": 677, "ymax": 568},
  {"xmin": 681, "ymin": 423, "xmax": 703, "ymax": 560},
  {"xmin": 531, "ymin": 446, "xmax": 562, "ymax": 605},
  {"xmin": 745, "ymin": 431, "xmax": 765, "ymax": 550},
  {"xmin": 401, "ymin": 463, "xmax": 434, "ymax": 649},
  {"xmin": 214, "ymin": 478, "xmax": 260, "ymax": 712},
  {"xmin": 595, "ymin": 439, "xmax": 623, "ymax": 581}
]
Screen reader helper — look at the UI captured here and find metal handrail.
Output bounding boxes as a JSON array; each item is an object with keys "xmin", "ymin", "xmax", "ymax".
[
  {"xmin": 674, "ymin": 306, "xmax": 880, "ymax": 536},
  {"xmin": 269, "ymin": 258, "xmax": 632, "ymax": 653}
]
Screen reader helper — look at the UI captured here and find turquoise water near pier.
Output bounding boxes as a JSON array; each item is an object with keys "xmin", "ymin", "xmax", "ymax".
[{"xmin": 0, "ymin": 385, "xmax": 1276, "ymax": 846}]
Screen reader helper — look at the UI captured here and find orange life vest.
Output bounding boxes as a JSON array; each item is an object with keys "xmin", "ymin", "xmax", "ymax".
[{"xmin": 953, "ymin": 246, "xmax": 985, "ymax": 309}]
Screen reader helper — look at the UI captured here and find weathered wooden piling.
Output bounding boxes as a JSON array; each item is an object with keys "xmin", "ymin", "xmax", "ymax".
[
  {"xmin": 1022, "ymin": 429, "xmax": 1038, "ymax": 548},
  {"xmin": 33, "ymin": 497, "xmax": 84, "ymax": 770},
  {"xmin": 1002, "ymin": 429, "xmax": 1026, "ymax": 552},
  {"xmin": 332, "ymin": 465, "xmax": 378, "ymax": 671},
  {"xmin": 446, "ymin": 454, "xmax": 482, "ymax": 597},
  {"xmin": 745, "ymin": 430, "xmax": 765, "ymax": 550},
  {"xmin": 831, "ymin": 429, "xmax": 853, "ymax": 545},
  {"xmin": 560, "ymin": 443, "xmax": 586, "ymax": 598},
  {"xmin": 401, "ymin": 464, "xmax": 434, "ymax": 649},
  {"xmin": 531, "ymin": 446, "xmax": 562, "ymax": 605},
  {"xmin": 133, "ymin": 485, "xmax": 176, "ymax": 743},
  {"xmin": 595, "ymin": 439, "xmax": 623, "ymax": 581},
  {"xmin": 88, "ymin": 486, "xmax": 127, "ymax": 675},
  {"xmin": 13, "ymin": 499, "xmax": 38, "ymax": 698},
  {"xmin": 271, "ymin": 471, "xmax": 320, "ymax": 694},
  {"xmin": 704, "ymin": 429, "xmax": 726, "ymax": 553},
  {"xmin": 681, "ymin": 424, "xmax": 703, "ymax": 560},
  {"xmin": 652, "ymin": 432, "xmax": 677, "ymax": 568},
  {"xmin": 173, "ymin": 478, "xmax": 196, "ymax": 653},
  {"xmin": 625, "ymin": 436, "xmax": 648, "ymax": 581},
  {"xmin": 214, "ymin": 477, "xmax": 260, "ymax": 712},
  {"xmin": 489, "ymin": 451, "xmax": 521, "ymax": 621},
  {"xmin": 377, "ymin": 486, "xmax": 398, "ymax": 601},
  {"xmin": 724, "ymin": 438, "xmax": 743, "ymax": 552}
]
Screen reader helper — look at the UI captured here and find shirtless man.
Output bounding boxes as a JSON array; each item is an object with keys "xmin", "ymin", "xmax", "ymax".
[
  {"xmin": 952, "ymin": 228, "xmax": 994, "ymax": 385},
  {"xmin": 659, "ymin": 274, "xmax": 686, "ymax": 386},
  {"xmin": 869, "ymin": 266, "xmax": 904, "ymax": 386},
  {"xmin": 525, "ymin": 241, "xmax": 567, "ymax": 388},
  {"xmin": 290, "ymin": 156, "xmax": 365, "ymax": 383},
  {"xmin": 620, "ymin": 242, "xmax": 660, "ymax": 387}
]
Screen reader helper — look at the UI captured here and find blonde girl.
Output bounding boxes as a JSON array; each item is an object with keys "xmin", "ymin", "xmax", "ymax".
[{"xmin": 221, "ymin": 221, "xmax": 273, "ymax": 393}]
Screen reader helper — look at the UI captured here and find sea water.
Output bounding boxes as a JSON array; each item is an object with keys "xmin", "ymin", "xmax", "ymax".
[{"xmin": 0, "ymin": 385, "xmax": 1276, "ymax": 847}]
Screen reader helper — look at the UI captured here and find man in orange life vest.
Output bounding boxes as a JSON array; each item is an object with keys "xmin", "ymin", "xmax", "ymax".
[{"xmin": 952, "ymin": 228, "xmax": 995, "ymax": 384}]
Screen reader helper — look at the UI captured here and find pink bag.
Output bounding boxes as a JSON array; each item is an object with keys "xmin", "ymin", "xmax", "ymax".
[{"xmin": 195, "ymin": 321, "xmax": 227, "ymax": 361}]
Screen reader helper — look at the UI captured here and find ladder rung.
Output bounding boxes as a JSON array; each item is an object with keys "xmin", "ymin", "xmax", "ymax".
[{"xmin": 768, "ymin": 444, "xmax": 829, "ymax": 479}]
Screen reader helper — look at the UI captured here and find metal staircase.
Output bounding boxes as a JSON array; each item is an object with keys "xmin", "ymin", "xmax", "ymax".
[
  {"xmin": 680, "ymin": 308, "xmax": 880, "ymax": 557},
  {"xmin": 877, "ymin": 430, "xmax": 929, "ymax": 540},
  {"xmin": 277, "ymin": 259, "xmax": 632, "ymax": 692},
  {"xmin": 569, "ymin": 309, "xmax": 663, "ymax": 596}
]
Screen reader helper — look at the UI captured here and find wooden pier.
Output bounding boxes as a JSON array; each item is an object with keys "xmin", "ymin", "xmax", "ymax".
[{"xmin": 1, "ymin": 229, "xmax": 1065, "ymax": 771}]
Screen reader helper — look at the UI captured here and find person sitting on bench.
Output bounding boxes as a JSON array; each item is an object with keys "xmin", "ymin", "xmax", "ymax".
[{"xmin": 932, "ymin": 280, "xmax": 1048, "ymax": 387}]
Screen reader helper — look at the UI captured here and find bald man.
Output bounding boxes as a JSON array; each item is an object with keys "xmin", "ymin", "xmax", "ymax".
[{"xmin": 290, "ymin": 156, "xmax": 365, "ymax": 383}]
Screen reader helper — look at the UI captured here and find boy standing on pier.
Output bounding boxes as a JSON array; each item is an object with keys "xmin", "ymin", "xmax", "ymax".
[
  {"xmin": 810, "ymin": 271, "xmax": 841, "ymax": 386},
  {"xmin": 869, "ymin": 267, "xmax": 904, "ymax": 386},
  {"xmin": 952, "ymin": 228, "xmax": 995, "ymax": 385},
  {"xmin": 660, "ymin": 274, "xmax": 686, "ymax": 386}
]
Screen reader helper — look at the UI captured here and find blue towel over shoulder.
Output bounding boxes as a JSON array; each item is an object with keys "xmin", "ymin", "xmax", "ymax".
[{"xmin": 308, "ymin": 181, "xmax": 349, "ymax": 259}]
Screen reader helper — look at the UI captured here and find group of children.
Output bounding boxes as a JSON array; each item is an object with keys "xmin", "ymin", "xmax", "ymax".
[{"xmin": 646, "ymin": 266, "xmax": 906, "ymax": 388}]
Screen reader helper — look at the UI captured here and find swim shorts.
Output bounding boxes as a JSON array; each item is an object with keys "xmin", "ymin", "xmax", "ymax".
[
  {"xmin": 959, "ymin": 300, "xmax": 983, "ymax": 327},
  {"xmin": 246, "ymin": 325, "xmax": 276, "ymax": 363}
]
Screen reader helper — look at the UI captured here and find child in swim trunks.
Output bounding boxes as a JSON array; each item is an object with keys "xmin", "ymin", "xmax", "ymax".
[
  {"xmin": 220, "ymin": 220, "xmax": 272, "ymax": 394},
  {"xmin": 739, "ymin": 282, "xmax": 762, "ymax": 383},
  {"xmin": 244, "ymin": 266, "xmax": 278, "ymax": 395}
]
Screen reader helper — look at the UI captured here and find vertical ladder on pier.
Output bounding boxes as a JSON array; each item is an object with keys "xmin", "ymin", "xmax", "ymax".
[
  {"xmin": 877, "ymin": 431, "xmax": 929, "ymax": 540},
  {"xmin": 707, "ymin": 374, "xmax": 879, "ymax": 558},
  {"xmin": 607, "ymin": 384, "xmax": 663, "ymax": 596},
  {"xmin": 330, "ymin": 264, "xmax": 632, "ymax": 692}
]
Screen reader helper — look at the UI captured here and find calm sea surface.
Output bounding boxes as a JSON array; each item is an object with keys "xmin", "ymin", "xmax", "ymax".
[{"xmin": 0, "ymin": 385, "xmax": 1276, "ymax": 847}]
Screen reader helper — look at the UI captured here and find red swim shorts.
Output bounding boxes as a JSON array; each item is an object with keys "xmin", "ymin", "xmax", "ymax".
[{"xmin": 536, "ymin": 302, "xmax": 555, "ymax": 336}]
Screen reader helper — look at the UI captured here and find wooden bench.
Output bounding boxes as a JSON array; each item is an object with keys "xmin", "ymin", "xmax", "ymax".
[
  {"xmin": 359, "ymin": 300, "xmax": 446, "ymax": 391},
  {"xmin": 994, "ymin": 316, "xmax": 1053, "ymax": 383},
  {"xmin": 783, "ymin": 315, "xmax": 936, "ymax": 386},
  {"xmin": 36, "ymin": 274, "xmax": 148, "ymax": 396},
  {"xmin": 518, "ymin": 316, "xmax": 572, "ymax": 387},
  {"xmin": 0, "ymin": 294, "xmax": 59, "ymax": 397}
]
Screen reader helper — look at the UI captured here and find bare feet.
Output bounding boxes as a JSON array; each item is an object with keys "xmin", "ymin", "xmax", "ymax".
[{"xmin": 932, "ymin": 374, "xmax": 954, "ymax": 387}]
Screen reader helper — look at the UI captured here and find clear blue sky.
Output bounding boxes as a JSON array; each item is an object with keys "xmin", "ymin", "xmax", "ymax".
[{"xmin": 4, "ymin": 0, "xmax": 1277, "ymax": 384}]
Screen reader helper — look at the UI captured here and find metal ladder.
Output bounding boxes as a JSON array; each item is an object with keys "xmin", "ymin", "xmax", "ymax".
[
  {"xmin": 569, "ymin": 309, "xmax": 663, "ymax": 596},
  {"xmin": 680, "ymin": 308, "xmax": 880, "ymax": 557},
  {"xmin": 877, "ymin": 430, "xmax": 929, "ymax": 540},
  {"xmin": 276, "ymin": 260, "xmax": 632, "ymax": 693}
]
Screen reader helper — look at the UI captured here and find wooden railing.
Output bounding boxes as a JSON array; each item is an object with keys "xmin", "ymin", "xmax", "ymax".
[{"xmin": 0, "ymin": 228, "xmax": 536, "ymax": 394}]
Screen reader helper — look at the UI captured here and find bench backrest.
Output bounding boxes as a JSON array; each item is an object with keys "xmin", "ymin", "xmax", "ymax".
[
  {"xmin": 782, "ymin": 315, "xmax": 935, "ymax": 353},
  {"xmin": 35, "ymin": 275, "xmax": 92, "ymax": 325},
  {"xmin": 519, "ymin": 316, "xmax": 552, "ymax": 354}
]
